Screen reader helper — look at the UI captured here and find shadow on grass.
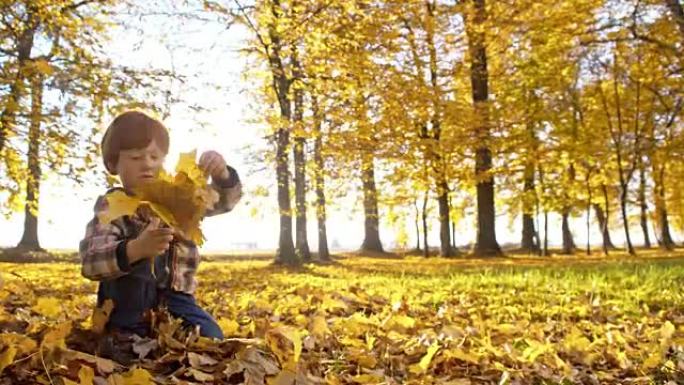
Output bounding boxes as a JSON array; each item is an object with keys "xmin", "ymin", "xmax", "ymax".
[{"xmin": 0, "ymin": 247, "xmax": 79, "ymax": 263}]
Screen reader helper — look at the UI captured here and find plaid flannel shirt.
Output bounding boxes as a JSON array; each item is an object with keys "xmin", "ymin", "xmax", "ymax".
[{"xmin": 79, "ymin": 166, "xmax": 242, "ymax": 294}]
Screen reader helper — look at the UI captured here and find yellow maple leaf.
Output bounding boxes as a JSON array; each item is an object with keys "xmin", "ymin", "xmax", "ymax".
[
  {"xmin": 97, "ymin": 191, "xmax": 141, "ymax": 225},
  {"xmin": 309, "ymin": 315, "xmax": 331, "ymax": 338},
  {"xmin": 61, "ymin": 377, "xmax": 78, "ymax": 385},
  {"xmin": 31, "ymin": 297, "xmax": 62, "ymax": 318},
  {"xmin": 0, "ymin": 334, "xmax": 37, "ymax": 355},
  {"xmin": 92, "ymin": 150, "xmax": 216, "ymax": 246},
  {"xmin": 42, "ymin": 321, "xmax": 72, "ymax": 351},
  {"xmin": 175, "ymin": 150, "xmax": 206, "ymax": 186},
  {"xmin": 78, "ymin": 365, "xmax": 95, "ymax": 385},
  {"xmin": 121, "ymin": 367, "xmax": 154, "ymax": 385},
  {"xmin": 418, "ymin": 342, "xmax": 440, "ymax": 372},
  {"xmin": 91, "ymin": 299, "xmax": 114, "ymax": 334},
  {"xmin": 135, "ymin": 178, "xmax": 205, "ymax": 245},
  {"xmin": 660, "ymin": 321, "xmax": 675, "ymax": 341},
  {"xmin": 217, "ymin": 318, "xmax": 240, "ymax": 337},
  {"xmin": 0, "ymin": 345, "xmax": 16, "ymax": 375},
  {"xmin": 146, "ymin": 202, "xmax": 178, "ymax": 228},
  {"xmin": 266, "ymin": 326, "xmax": 305, "ymax": 366}
]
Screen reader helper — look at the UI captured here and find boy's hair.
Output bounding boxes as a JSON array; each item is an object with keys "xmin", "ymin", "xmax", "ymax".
[{"xmin": 101, "ymin": 111, "xmax": 170, "ymax": 174}]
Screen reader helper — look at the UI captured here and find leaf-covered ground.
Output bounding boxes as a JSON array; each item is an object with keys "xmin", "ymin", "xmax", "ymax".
[{"xmin": 1, "ymin": 251, "xmax": 684, "ymax": 384}]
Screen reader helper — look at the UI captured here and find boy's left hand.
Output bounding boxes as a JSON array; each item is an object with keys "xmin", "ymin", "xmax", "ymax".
[{"xmin": 199, "ymin": 150, "xmax": 230, "ymax": 181}]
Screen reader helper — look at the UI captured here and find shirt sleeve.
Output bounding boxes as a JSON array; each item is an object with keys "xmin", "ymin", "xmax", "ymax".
[
  {"xmin": 79, "ymin": 194, "xmax": 133, "ymax": 281},
  {"xmin": 205, "ymin": 165, "xmax": 243, "ymax": 217}
]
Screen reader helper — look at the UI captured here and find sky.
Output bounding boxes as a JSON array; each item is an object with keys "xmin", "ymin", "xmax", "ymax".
[{"xmin": 0, "ymin": 1, "xmax": 659, "ymax": 254}]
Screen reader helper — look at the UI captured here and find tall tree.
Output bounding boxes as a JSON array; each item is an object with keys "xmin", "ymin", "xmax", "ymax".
[
  {"xmin": 464, "ymin": 0, "xmax": 501, "ymax": 256},
  {"xmin": 16, "ymin": 72, "xmax": 43, "ymax": 250},
  {"xmin": 291, "ymin": 48, "xmax": 311, "ymax": 261},
  {"xmin": 232, "ymin": 0, "xmax": 298, "ymax": 264}
]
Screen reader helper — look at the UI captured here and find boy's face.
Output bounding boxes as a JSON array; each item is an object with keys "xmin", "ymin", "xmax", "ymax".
[{"xmin": 114, "ymin": 139, "xmax": 166, "ymax": 190}]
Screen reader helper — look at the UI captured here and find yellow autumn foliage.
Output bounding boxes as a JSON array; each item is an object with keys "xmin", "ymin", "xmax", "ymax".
[{"xmin": 97, "ymin": 150, "xmax": 219, "ymax": 245}]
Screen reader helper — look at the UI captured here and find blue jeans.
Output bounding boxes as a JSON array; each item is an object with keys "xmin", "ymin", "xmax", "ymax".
[{"xmin": 163, "ymin": 291, "xmax": 224, "ymax": 340}]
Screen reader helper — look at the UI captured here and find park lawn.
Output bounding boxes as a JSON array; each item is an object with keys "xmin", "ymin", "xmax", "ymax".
[{"xmin": 0, "ymin": 251, "xmax": 683, "ymax": 384}]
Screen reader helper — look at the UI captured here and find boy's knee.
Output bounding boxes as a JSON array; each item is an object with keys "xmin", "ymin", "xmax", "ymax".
[{"xmin": 199, "ymin": 319, "xmax": 224, "ymax": 340}]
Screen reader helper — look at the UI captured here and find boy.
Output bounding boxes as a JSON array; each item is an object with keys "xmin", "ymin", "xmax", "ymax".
[{"xmin": 79, "ymin": 111, "xmax": 242, "ymax": 342}]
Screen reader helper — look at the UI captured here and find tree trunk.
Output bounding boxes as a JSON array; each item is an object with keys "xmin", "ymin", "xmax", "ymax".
[
  {"xmin": 0, "ymin": 26, "xmax": 36, "ymax": 153},
  {"xmin": 360, "ymin": 154, "xmax": 383, "ymax": 252},
  {"xmin": 654, "ymin": 163, "xmax": 675, "ymax": 250},
  {"xmin": 619, "ymin": 185, "xmax": 636, "ymax": 255},
  {"xmin": 595, "ymin": 184, "xmax": 616, "ymax": 251},
  {"xmin": 638, "ymin": 158, "xmax": 651, "ymax": 248},
  {"xmin": 561, "ymin": 161, "xmax": 577, "ymax": 254},
  {"xmin": 17, "ymin": 74, "xmax": 44, "ymax": 251},
  {"xmin": 414, "ymin": 199, "xmax": 421, "ymax": 252},
  {"xmin": 561, "ymin": 209, "xmax": 576, "ymax": 254},
  {"xmin": 312, "ymin": 97, "xmax": 330, "ymax": 261},
  {"xmin": 543, "ymin": 210, "xmax": 549, "ymax": 256},
  {"xmin": 292, "ymin": 53, "xmax": 311, "ymax": 262},
  {"xmin": 585, "ymin": 174, "xmax": 592, "ymax": 255},
  {"xmin": 539, "ymin": 165, "xmax": 549, "ymax": 256},
  {"xmin": 267, "ymin": 12, "xmax": 297, "ymax": 265},
  {"xmin": 425, "ymin": 1, "xmax": 453, "ymax": 258},
  {"xmin": 465, "ymin": 0, "xmax": 501, "ymax": 256},
  {"xmin": 436, "ymin": 179, "xmax": 452, "ymax": 257},
  {"xmin": 605, "ymin": 54, "xmax": 636, "ymax": 256},
  {"xmin": 521, "ymin": 160, "xmax": 539, "ymax": 253},
  {"xmin": 422, "ymin": 188, "xmax": 429, "ymax": 258},
  {"xmin": 450, "ymin": 195, "xmax": 457, "ymax": 250}
]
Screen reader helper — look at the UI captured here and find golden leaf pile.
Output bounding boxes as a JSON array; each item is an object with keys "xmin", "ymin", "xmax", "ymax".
[
  {"xmin": 97, "ymin": 150, "xmax": 219, "ymax": 246},
  {"xmin": 2, "ymin": 254, "xmax": 684, "ymax": 384}
]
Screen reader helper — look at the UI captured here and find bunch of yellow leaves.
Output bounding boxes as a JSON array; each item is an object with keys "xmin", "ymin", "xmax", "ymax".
[{"xmin": 97, "ymin": 150, "xmax": 219, "ymax": 246}]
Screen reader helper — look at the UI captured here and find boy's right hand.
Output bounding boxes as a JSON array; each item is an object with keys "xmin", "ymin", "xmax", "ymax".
[{"xmin": 126, "ymin": 217, "xmax": 174, "ymax": 263}]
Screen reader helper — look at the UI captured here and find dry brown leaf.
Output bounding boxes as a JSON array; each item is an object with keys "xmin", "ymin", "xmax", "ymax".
[
  {"xmin": 132, "ymin": 337, "xmax": 158, "ymax": 361},
  {"xmin": 187, "ymin": 351, "xmax": 218, "ymax": 369},
  {"xmin": 92, "ymin": 299, "xmax": 114, "ymax": 334},
  {"xmin": 62, "ymin": 349, "xmax": 120, "ymax": 376}
]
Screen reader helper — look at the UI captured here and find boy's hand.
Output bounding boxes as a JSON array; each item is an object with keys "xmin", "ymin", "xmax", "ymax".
[
  {"xmin": 127, "ymin": 217, "xmax": 174, "ymax": 263},
  {"xmin": 198, "ymin": 150, "xmax": 230, "ymax": 181}
]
